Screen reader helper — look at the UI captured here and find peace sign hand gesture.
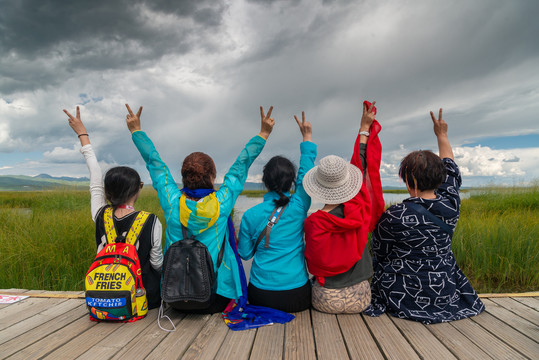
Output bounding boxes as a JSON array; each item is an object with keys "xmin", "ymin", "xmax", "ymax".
[
  {"xmin": 430, "ymin": 107, "xmax": 453, "ymax": 160},
  {"xmin": 125, "ymin": 103, "xmax": 143, "ymax": 133},
  {"xmin": 259, "ymin": 106, "xmax": 275, "ymax": 140},
  {"xmin": 430, "ymin": 108, "xmax": 448, "ymax": 138},
  {"xmin": 63, "ymin": 106, "xmax": 90, "ymax": 146},
  {"xmin": 294, "ymin": 111, "xmax": 312, "ymax": 142}
]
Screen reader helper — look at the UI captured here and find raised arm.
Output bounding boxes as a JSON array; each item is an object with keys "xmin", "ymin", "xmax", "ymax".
[
  {"xmin": 293, "ymin": 111, "xmax": 317, "ymax": 210},
  {"xmin": 430, "ymin": 108, "xmax": 454, "ymax": 160},
  {"xmin": 63, "ymin": 106, "xmax": 106, "ymax": 221},
  {"xmin": 126, "ymin": 103, "xmax": 180, "ymax": 221},
  {"xmin": 351, "ymin": 100, "xmax": 376, "ymax": 169},
  {"xmin": 218, "ymin": 106, "xmax": 275, "ymax": 212}
]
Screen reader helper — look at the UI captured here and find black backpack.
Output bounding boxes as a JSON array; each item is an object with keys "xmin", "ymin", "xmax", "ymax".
[{"xmin": 161, "ymin": 225, "xmax": 225, "ymax": 310}]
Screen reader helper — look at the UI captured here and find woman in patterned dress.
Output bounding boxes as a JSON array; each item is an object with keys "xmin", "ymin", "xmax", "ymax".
[{"xmin": 365, "ymin": 108, "xmax": 485, "ymax": 324}]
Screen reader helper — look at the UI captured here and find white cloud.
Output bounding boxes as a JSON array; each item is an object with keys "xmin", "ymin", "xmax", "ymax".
[
  {"xmin": 454, "ymin": 146, "xmax": 525, "ymax": 177},
  {"xmin": 1, "ymin": 0, "xmax": 539, "ymax": 187}
]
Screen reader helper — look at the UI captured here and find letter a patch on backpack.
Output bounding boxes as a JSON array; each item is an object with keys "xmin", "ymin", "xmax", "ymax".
[{"xmin": 85, "ymin": 207, "xmax": 150, "ymax": 322}]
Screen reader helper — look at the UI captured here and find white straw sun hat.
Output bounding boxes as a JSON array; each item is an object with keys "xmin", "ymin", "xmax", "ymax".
[{"xmin": 303, "ymin": 155, "xmax": 363, "ymax": 205}]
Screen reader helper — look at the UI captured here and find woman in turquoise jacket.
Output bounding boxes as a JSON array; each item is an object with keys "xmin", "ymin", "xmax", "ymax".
[
  {"xmin": 125, "ymin": 104, "xmax": 275, "ymax": 313},
  {"xmin": 238, "ymin": 112, "xmax": 316, "ymax": 312}
]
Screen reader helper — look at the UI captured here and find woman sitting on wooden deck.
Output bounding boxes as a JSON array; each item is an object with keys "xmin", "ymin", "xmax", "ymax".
[
  {"xmin": 64, "ymin": 106, "xmax": 164, "ymax": 310},
  {"xmin": 364, "ymin": 108, "xmax": 485, "ymax": 324},
  {"xmin": 238, "ymin": 111, "xmax": 316, "ymax": 313},
  {"xmin": 302, "ymin": 101, "xmax": 385, "ymax": 314},
  {"xmin": 125, "ymin": 104, "xmax": 274, "ymax": 314}
]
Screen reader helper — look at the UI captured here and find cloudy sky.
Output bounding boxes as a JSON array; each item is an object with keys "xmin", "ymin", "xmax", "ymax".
[{"xmin": 1, "ymin": 0, "xmax": 538, "ymax": 188}]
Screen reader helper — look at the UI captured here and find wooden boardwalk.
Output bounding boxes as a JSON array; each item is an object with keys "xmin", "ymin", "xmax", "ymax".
[{"xmin": 0, "ymin": 289, "xmax": 537, "ymax": 359}]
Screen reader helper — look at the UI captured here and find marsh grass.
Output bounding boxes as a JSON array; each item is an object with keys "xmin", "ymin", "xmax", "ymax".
[
  {"xmin": 0, "ymin": 186, "xmax": 537, "ymax": 293},
  {"xmin": 452, "ymin": 185, "xmax": 539, "ymax": 293},
  {"xmin": 0, "ymin": 189, "xmax": 164, "ymax": 291}
]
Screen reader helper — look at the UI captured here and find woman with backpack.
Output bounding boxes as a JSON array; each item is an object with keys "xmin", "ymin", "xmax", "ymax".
[
  {"xmin": 125, "ymin": 104, "xmax": 275, "ymax": 314},
  {"xmin": 302, "ymin": 101, "xmax": 384, "ymax": 314},
  {"xmin": 64, "ymin": 106, "xmax": 164, "ymax": 310},
  {"xmin": 237, "ymin": 112, "xmax": 317, "ymax": 313}
]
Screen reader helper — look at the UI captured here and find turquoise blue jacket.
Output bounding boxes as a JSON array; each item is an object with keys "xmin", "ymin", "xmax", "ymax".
[
  {"xmin": 238, "ymin": 141, "xmax": 317, "ymax": 291},
  {"xmin": 132, "ymin": 131, "xmax": 267, "ymax": 300}
]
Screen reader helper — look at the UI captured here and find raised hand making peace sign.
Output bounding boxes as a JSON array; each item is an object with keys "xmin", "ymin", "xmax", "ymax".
[
  {"xmin": 294, "ymin": 111, "xmax": 312, "ymax": 142},
  {"xmin": 64, "ymin": 106, "xmax": 90, "ymax": 146},
  {"xmin": 125, "ymin": 103, "xmax": 143, "ymax": 133},
  {"xmin": 430, "ymin": 107, "xmax": 454, "ymax": 160},
  {"xmin": 259, "ymin": 106, "xmax": 275, "ymax": 140}
]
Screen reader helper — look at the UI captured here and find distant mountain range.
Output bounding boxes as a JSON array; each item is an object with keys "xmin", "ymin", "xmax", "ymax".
[
  {"xmin": 0, "ymin": 174, "xmax": 406, "ymax": 192},
  {"xmin": 0, "ymin": 174, "xmax": 89, "ymax": 191}
]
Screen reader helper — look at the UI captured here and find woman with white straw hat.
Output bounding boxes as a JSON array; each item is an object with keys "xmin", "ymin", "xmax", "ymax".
[{"xmin": 303, "ymin": 101, "xmax": 384, "ymax": 314}]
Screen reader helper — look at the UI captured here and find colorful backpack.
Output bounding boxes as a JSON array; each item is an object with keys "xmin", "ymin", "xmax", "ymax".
[{"xmin": 85, "ymin": 207, "xmax": 150, "ymax": 322}]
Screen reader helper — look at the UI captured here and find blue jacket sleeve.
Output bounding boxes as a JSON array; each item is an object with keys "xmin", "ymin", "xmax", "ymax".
[
  {"xmin": 217, "ymin": 135, "xmax": 267, "ymax": 215},
  {"xmin": 131, "ymin": 130, "xmax": 180, "ymax": 224},
  {"xmin": 294, "ymin": 141, "xmax": 317, "ymax": 211},
  {"xmin": 238, "ymin": 209, "xmax": 257, "ymax": 260}
]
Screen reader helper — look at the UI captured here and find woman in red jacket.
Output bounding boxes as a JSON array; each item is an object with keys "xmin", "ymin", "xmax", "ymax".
[{"xmin": 303, "ymin": 101, "xmax": 384, "ymax": 314}]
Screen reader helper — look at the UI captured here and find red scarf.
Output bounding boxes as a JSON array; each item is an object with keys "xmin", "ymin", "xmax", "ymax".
[{"xmin": 304, "ymin": 102, "xmax": 384, "ymax": 286}]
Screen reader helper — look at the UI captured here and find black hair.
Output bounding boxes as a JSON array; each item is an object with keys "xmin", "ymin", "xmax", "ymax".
[
  {"xmin": 262, "ymin": 156, "xmax": 296, "ymax": 207},
  {"xmin": 399, "ymin": 150, "xmax": 447, "ymax": 192},
  {"xmin": 104, "ymin": 166, "xmax": 141, "ymax": 207}
]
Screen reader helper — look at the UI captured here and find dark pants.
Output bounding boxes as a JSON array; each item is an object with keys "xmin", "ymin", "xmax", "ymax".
[
  {"xmin": 170, "ymin": 295, "xmax": 231, "ymax": 314},
  {"xmin": 248, "ymin": 280, "xmax": 312, "ymax": 313}
]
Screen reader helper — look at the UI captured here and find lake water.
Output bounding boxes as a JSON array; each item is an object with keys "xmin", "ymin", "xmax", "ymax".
[{"xmin": 232, "ymin": 192, "xmax": 411, "ymax": 229}]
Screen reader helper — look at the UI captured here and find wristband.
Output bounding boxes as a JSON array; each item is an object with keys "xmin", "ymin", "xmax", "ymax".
[
  {"xmin": 360, "ymin": 131, "xmax": 370, "ymax": 137},
  {"xmin": 78, "ymin": 133, "xmax": 89, "ymax": 138}
]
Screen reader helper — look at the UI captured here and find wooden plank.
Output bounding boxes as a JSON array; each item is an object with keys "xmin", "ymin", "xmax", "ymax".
[
  {"xmin": 479, "ymin": 292, "xmax": 539, "ymax": 298},
  {"xmin": 250, "ymin": 323, "xmax": 285, "ymax": 360},
  {"xmin": 491, "ymin": 297, "xmax": 539, "ymax": 325},
  {"xmin": 109, "ymin": 311, "xmax": 187, "ymax": 360},
  {"xmin": 180, "ymin": 313, "xmax": 229, "ymax": 360},
  {"xmin": 471, "ymin": 310, "xmax": 539, "ymax": 359},
  {"xmin": 449, "ymin": 315, "xmax": 524, "ymax": 359},
  {"xmin": 514, "ymin": 297, "xmax": 539, "ymax": 312},
  {"xmin": 0, "ymin": 302, "xmax": 87, "ymax": 358},
  {"xmin": 214, "ymin": 327, "xmax": 257, "ymax": 360},
  {"xmin": 337, "ymin": 314, "xmax": 384, "ymax": 360},
  {"xmin": 284, "ymin": 310, "xmax": 316, "ymax": 360},
  {"xmin": 0, "ymin": 298, "xmax": 82, "ymax": 345},
  {"xmin": 146, "ymin": 313, "xmax": 211, "ymax": 360},
  {"xmin": 363, "ymin": 314, "xmax": 420, "ymax": 360},
  {"xmin": 7, "ymin": 316, "xmax": 97, "ymax": 360},
  {"xmin": 482, "ymin": 298, "xmax": 539, "ymax": 342},
  {"xmin": 310, "ymin": 310, "xmax": 349, "ymax": 360},
  {"xmin": 75, "ymin": 308, "xmax": 159, "ymax": 360},
  {"xmin": 0, "ymin": 297, "xmax": 67, "ymax": 331},
  {"xmin": 389, "ymin": 317, "xmax": 456, "ymax": 360},
  {"xmin": 38, "ymin": 321, "xmax": 117, "ymax": 360},
  {"xmin": 428, "ymin": 321, "xmax": 492, "ymax": 359}
]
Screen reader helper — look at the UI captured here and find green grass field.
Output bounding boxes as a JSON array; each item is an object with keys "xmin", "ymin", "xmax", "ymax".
[{"xmin": 0, "ymin": 186, "xmax": 537, "ymax": 293}]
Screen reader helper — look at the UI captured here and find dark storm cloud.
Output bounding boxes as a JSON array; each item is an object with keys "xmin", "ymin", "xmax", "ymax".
[{"xmin": 0, "ymin": 0, "xmax": 226, "ymax": 94}]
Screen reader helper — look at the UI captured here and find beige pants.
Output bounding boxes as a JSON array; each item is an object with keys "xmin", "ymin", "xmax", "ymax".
[{"xmin": 312, "ymin": 280, "xmax": 371, "ymax": 314}]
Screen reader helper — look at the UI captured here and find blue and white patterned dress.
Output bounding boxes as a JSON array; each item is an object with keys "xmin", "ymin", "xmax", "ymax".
[{"xmin": 365, "ymin": 158, "xmax": 484, "ymax": 323}]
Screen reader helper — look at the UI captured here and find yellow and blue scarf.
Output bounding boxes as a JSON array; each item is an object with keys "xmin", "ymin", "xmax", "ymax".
[{"xmin": 179, "ymin": 188, "xmax": 220, "ymax": 234}]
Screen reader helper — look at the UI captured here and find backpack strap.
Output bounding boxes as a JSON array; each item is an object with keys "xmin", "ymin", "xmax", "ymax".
[
  {"xmin": 255, "ymin": 203, "xmax": 288, "ymax": 250},
  {"xmin": 125, "ymin": 211, "xmax": 150, "ymax": 246},
  {"xmin": 104, "ymin": 207, "xmax": 117, "ymax": 244},
  {"xmin": 104, "ymin": 207, "xmax": 150, "ymax": 244},
  {"xmin": 406, "ymin": 202, "xmax": 454, "ymax": 235},
  {"xmin": 181, "ymin": 224, "xmax": 226, "ymax": 268}
]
